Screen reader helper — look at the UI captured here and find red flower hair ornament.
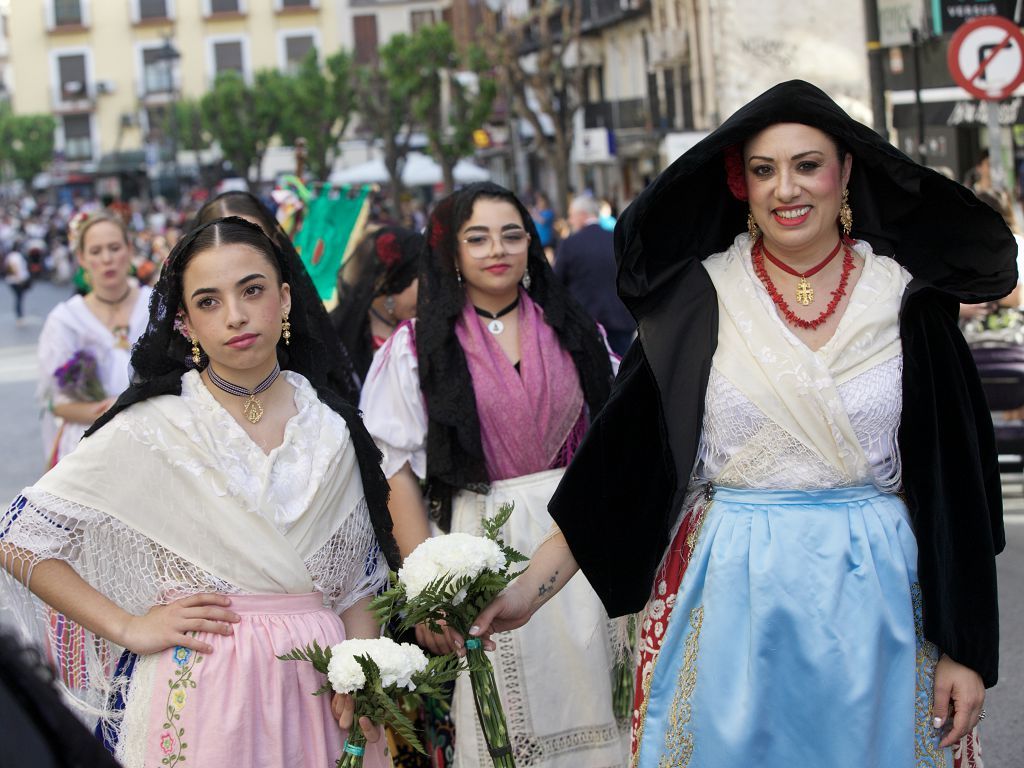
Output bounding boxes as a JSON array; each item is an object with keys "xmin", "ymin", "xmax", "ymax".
[
  {"xmin": 428, "ymin": 218, "xmax": 446, "ymax": 249},
  {"xmin": 723, "ymin": 145, "xmax": 748, "ymax": 201},
  {"xmin": 376, "ymin": 232, "xmax": 402, "ymax": 268}
]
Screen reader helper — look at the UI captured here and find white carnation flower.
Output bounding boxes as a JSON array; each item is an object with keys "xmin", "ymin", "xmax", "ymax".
[
  {"xmin": 327, "ymin": 638, "xmax": 430, "ymax": 694},
  {"xmin": 398, "ymin": 532, "xmax": 506, "ymax": 604}
]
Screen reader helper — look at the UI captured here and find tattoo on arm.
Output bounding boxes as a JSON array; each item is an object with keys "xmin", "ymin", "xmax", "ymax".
[{"xmin": 537, "ymin": 570, "xmax": 559, "ymax": 598}]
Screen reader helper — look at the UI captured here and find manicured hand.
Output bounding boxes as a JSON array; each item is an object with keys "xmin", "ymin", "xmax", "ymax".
[
  {"xmin": 469, "ymin": 581, "xmax": 535, "ymax": 649},
  {"xmin": 933, "ymin": 653, "xmax": 985, "ymax": 748},
  {"xmin": 415, "ymin": 620, "xmax": 463, "ymax": 656},
  {"xmin": 118, "ymin": 594, "xmax": 239, "ymax": 655},
  {"xmin": 331, "ymin": 693, "xmax": 383, "ymax": 742}
]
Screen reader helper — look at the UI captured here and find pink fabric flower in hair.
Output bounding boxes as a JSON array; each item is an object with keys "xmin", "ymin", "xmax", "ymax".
[
  {"xmin": 723, "ymin": 145, "xmax": 748, "ymax": 201},
  {"xmin": 376, "ymin": 232, "xmax": 401, "ymax": 268}
]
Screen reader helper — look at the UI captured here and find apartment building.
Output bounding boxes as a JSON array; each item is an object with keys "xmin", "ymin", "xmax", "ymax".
[{"xmin": 6, "ymin": 0, "xmax": 445, "ymax": 179}]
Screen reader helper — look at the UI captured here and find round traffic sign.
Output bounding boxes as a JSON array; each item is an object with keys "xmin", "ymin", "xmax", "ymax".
[{"xmin": 947, "ymin": 16, "xmax": 1024, "ymax": 101}]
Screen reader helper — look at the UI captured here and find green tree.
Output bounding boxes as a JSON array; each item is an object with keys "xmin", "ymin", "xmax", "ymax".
[
  {"xmin": 355, "ymin": 36, "xmax": 421, "ymax": 219},
  {"xmin": 278, "ymin": 49, "xmax": 358, "ymax": 181},
  {"xmin": 0, "ymin": 105, "xmax": 56, "ymax": 183},
  {"xmin": 171, "ymin": 99, "xmax": 209, "ymax": 160},
  {"xmin": 406, "ymin": 24, "xmax": 496, "ymax": 194},
  {"xmin": 201, "ymin": 69, "xmax": 291, "ymax": 188}
]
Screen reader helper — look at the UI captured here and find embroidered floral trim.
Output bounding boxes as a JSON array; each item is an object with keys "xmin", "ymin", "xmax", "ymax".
[
  {"xmin": 912, "ymin": 583, "xmax": 948, "ymax": 768},
  {"xmin": 159, "ymin": 638, "xmax": 203, "ymax": 766},
  {"xmin": 658, "ymin": 606, "xmax": 703, "ymax": 768},
  {"xmin": 952, "ymin": 728, "xmax": 984, "ymax": 767},
  {"xmin": 630, "ymin": 486, "xmax": 711, "ymax": 767}
]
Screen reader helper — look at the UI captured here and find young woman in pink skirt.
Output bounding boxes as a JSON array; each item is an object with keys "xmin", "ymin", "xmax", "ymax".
[{"xmin": 0, "ymin": 216, "xmax": 399, "ymax": 767}]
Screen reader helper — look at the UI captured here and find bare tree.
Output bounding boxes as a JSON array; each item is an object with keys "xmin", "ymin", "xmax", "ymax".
[{"xmin": 484, "ymin": 0, "xmax": 585, "ymax": 215}]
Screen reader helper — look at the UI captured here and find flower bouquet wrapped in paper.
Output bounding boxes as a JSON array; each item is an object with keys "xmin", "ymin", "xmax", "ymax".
[
  {"xmin": 53, "ymin": 350, "xmax": 106, "ymax": 402},
  {"xmin": 278, "ymin": 636, "xmax": 461, "ymax": 768},
  {"xmin": 372, "ymin": 504, "xmax": 526, "ymax": 768}
]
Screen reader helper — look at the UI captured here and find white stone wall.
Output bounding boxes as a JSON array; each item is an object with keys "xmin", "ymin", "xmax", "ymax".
[{"xmin": 705, "ymin": 0, "xmax": 873, "ymax": 126}]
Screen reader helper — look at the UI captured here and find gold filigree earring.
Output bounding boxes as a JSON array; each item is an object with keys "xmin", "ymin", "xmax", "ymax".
[
  {"xmin": 190, "ymin": 335, "xmax": 202, "ymax": 367},
  {"xmin": 839, "ymin": 189, "xmax": 853, "ymax": 237},
  {"xmin": 747, "ymin": 211, "xmax": 761, "ymax": 240},
  {"xmin": 281, "ymin": 315, "xmax": 291, "ymax": 346}
]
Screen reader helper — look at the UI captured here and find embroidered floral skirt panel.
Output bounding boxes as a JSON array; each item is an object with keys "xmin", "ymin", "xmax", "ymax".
[
  {"xmin": 113, "ymin": 593, "xmax": 392, "ymax": 768},
  {"xmin": 451, "ymin": 469, "xmax": 627, "ymax": 768},
  {"xmin": 634, "ymin": 486, "xmax": 952, "ymax": 768}
]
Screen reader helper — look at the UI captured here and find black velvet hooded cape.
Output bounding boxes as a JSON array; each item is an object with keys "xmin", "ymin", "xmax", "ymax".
[{"xmin": 550, "ymin": 80, "xmax": 1015, "ymax": 687}]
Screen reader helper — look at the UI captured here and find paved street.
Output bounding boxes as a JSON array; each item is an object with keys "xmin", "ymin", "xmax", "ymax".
[{"xmin": 0, "ymin": 280, "xmax": 1021, "ymax": 760}]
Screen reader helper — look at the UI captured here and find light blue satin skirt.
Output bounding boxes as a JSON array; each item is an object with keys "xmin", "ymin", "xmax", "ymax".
[{"xmin": 636, "ymin": 486, "xmax": 952, "ymax": 767}]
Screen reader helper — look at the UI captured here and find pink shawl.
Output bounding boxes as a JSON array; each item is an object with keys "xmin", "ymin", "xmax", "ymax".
[{"xmin": 455, "ymin": 290, "xmax": 585, "ymax": 481}]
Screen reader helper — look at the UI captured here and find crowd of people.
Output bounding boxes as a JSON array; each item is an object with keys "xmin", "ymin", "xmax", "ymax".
[{"xmin": 0, "ymin": 79, "xmax": 1014, "ymax": 768}]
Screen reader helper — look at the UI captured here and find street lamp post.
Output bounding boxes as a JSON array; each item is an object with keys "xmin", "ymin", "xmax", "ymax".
[{"xmin": 153, "ymin": 37, "xmax": 181, "ymax": 201}]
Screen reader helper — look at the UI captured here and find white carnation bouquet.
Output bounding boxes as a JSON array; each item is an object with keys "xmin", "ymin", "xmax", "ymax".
[
  {"xmin": 372, "ymin": 503, "xmax": 526, "ymax": 768},
  {"xmin": 278, "ymin": 636, "xmax": 461, "ymax": 767}
]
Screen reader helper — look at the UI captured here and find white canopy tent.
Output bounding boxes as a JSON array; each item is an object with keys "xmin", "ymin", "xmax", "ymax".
[{"xmin": 328, "ymin": 151, "xmax": 490, "ymax": 187}]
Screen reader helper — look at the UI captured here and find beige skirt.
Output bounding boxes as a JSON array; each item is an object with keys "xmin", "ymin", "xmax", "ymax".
[{"xmin": 450, "ymin": 468, "xmax": 627, "ymax": 768}]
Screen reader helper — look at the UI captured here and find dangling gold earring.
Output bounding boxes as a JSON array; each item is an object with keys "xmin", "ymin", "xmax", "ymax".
[
  {"xmin": 455, "ymin": 265, "xmax": 463, "ymax": 287},
  {"xmin": 281, "ymin": 315, "xmax": 291, "ymax": 346},
  {"xmin": 839, "ymin": 189, "xmax": 853, "ymax": 237},
  {"xmin": 747, "ymin": 211, "xmax": 761, "ymax": 240},
  {"xmin": 190, "ymin": 335, "xmax": 202, "ymax": 367}
]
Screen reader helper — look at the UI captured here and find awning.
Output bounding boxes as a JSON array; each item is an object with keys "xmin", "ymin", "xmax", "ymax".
[{"xmin": 892, "ymin": 97, "xmax": 1024, "ymax": 128}]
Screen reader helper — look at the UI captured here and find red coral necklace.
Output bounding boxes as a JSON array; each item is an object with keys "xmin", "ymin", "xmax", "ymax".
[
  {"xmin": 761, "ymin": 239, "xmax": 842, "ymax": 306},
  {"xmin": 752, "ymin": 237, "xmax": 856, "ymax": 331}
]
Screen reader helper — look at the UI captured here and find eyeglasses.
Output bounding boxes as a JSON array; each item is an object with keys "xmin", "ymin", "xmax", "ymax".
[{"xmin": 459, "ymin": 230, "xmax": 531, "ymax": 258}]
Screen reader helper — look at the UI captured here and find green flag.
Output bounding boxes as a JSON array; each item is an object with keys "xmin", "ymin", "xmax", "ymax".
[{"xmin": 293, "ymin": 184, "xmax": 371, "ymax": 307}]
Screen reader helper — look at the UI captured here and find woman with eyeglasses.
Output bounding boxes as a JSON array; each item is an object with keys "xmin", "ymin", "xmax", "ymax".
[{"xmin": 359, "ymin": 183, "xmax": 624, "ymax": 768}]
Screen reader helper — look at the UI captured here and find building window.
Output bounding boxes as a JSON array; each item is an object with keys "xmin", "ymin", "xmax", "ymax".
[
  {"xmin": 137, "ymin": 0, "xmax": 172, "ymax": 21},
  {"xmin": 410, "ymin": 10, "xmax": 437, "ymax": 32},
  {"xmin": 212, "ymin": 40, "xmax": 245, "ymax": 77},
  {"xmin": 282, "ymin": 33, "xmax": 315, "ymax": 74},
  {"xmin": 52, "ymin": 0, "xmax": 85, "ymax": 27},
  {"xmin": 141, "ymin": 47, "xmax": 175, "ymax": 95},
  {"xmin": 63, "ymin": 114, "xmax": 92, "ymax": 160},
  {"xmin": 57, "ymin": 53, "xmax": 88, "ymax": 101},
  {"xmin": 280, "ymin": 0, "xmax": 315, "ymax": 8},
  {"xmin": 352, "ymin": 15, "xmax": 378, "ymax": 66},
  {"xmin": 209, "ymin": 0, "xmax": 242, "ymax": 12}
]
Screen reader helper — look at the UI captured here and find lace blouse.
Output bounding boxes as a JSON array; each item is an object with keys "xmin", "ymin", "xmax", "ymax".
[{"xmin": 695, "ymin": 245, "xmax": 911, "ymax": 491}]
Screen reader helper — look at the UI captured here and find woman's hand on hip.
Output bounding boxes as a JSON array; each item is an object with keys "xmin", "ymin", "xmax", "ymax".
[
  {"xmin": 933, "ymin": 653, "xmax": 985, "ymax": 748},
  {"xmin": 117, "ymin": 593, "xmax": 239, "ymax": 655}
]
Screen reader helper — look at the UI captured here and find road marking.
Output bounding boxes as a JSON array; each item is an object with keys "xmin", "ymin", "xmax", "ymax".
[
  {"xmin": 1005, "ymin": 515, "xmax": 1024, "ymax": 525},
  {"xmin": 0, "ymin": 344, "xmax": 38, "ymax": 384}
]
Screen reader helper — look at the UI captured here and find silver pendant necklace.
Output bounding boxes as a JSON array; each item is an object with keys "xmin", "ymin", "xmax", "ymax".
[{"xmin": 473, "ymin": 296, "xmax": 520, "ymax": 335}]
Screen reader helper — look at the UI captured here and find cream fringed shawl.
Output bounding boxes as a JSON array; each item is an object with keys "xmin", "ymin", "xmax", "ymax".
[
  {"xmin": 698, "ymin": 235, "xmax": 912, "ymax": 489},
  {"xmin": 0, "ymin": 370, "xmax": 386, "ymax": 727}
]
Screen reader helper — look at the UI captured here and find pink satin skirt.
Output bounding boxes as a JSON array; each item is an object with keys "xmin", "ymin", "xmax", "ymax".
[{"xmin": 125, "ymin": 593, "xmax": 391, "ymax": 767}]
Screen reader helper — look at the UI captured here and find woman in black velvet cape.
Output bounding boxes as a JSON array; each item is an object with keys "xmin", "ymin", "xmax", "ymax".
[{"xmin": 472, "ymin": 80, "xmax": 1015, "ymax": 763}]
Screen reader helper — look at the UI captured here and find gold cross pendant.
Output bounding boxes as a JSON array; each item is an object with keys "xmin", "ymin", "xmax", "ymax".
[
  {"xmin": 795, "ymin": 278, "xmax": 814, "ymax": 306},
  {"xmin": 243, "ymin": 394, "xmax": 265, "ymax": 424}
]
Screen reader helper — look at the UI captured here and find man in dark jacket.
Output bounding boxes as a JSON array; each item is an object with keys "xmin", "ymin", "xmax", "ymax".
[{"xmin": 554, "ymin": 196, "xmax": 635, "ymax": 355}]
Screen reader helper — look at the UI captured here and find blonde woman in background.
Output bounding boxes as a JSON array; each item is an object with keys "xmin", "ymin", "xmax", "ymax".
[{"xmin": 37, "ymin": 211, "xmax": 151, "ymax": 465}]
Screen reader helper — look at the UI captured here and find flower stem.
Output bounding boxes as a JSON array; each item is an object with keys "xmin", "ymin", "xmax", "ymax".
[
  {"xmin": 336, "ymin": 728, "xmax": 367, "ymax": 768},
  {"xmin": 466, "ymin": 646, "xmax": 516, "ymax": 768}
]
